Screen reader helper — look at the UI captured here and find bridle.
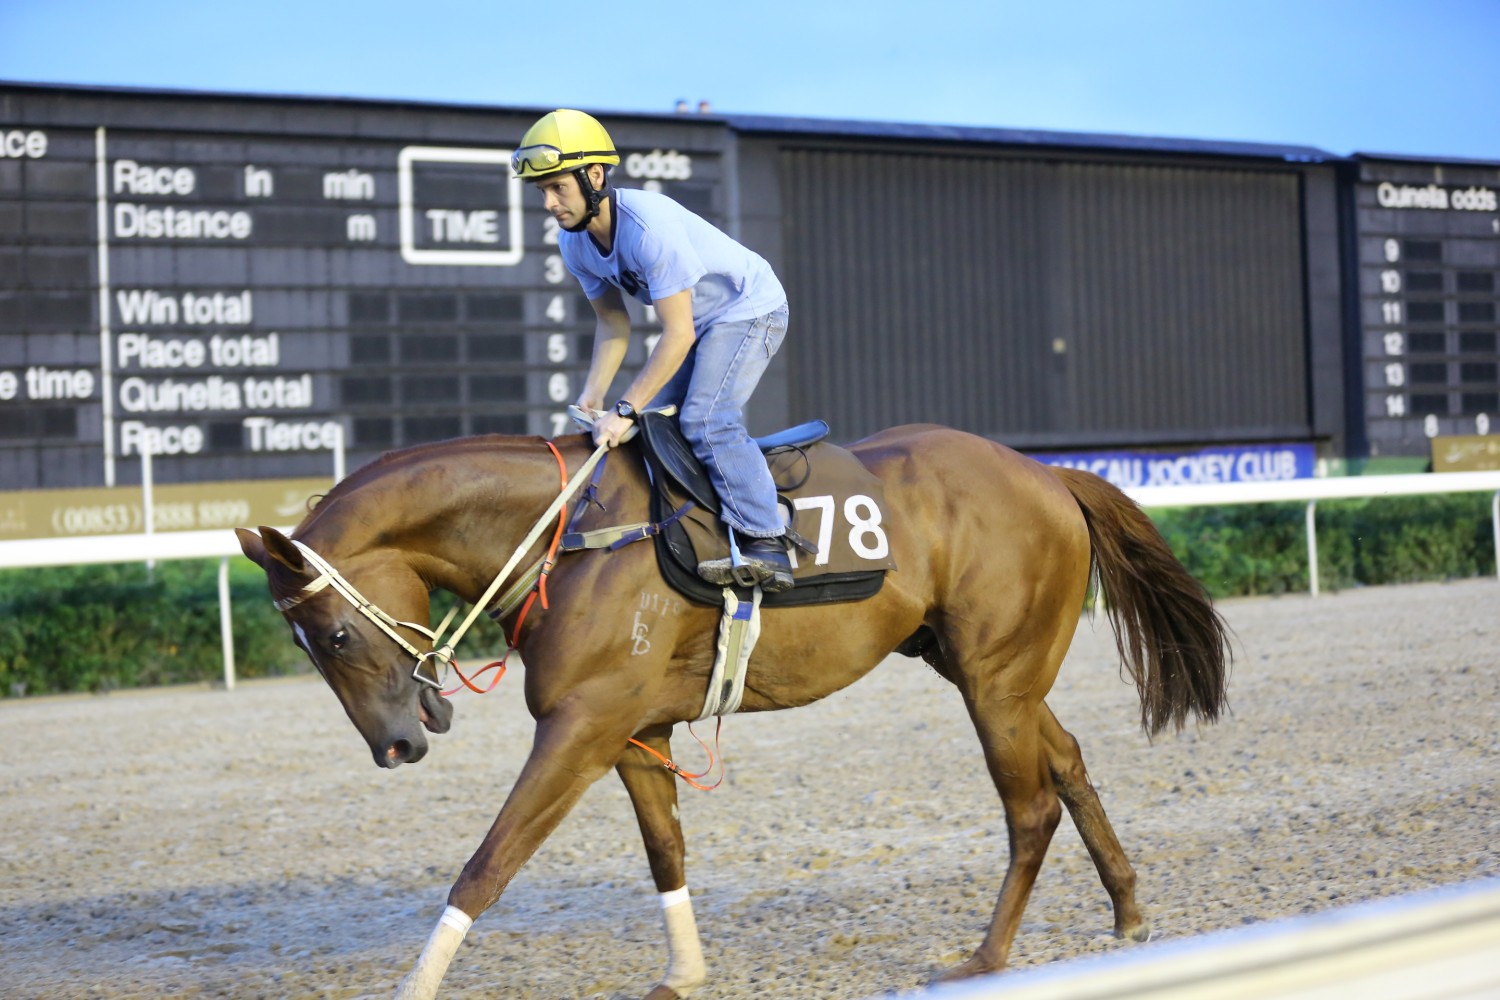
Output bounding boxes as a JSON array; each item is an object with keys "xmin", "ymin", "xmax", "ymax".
[
  {"xmin": 270, "ymin": 440, "xmax": 611, "ymax": 690},
  {"xmin": 273, "ymin": 540, "xmax": 462, "ymax": 688},
  {"xmin": 269, "ymin": 425, "xmax": 724, "ymax": 790}
]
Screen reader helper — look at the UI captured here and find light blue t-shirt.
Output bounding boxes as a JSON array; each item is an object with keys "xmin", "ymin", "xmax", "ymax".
[{"xmin": 558, "ymin": 187, "xmax": 785, "ymax": 332}]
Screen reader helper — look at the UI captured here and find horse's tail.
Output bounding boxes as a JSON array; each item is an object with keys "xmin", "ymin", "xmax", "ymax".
[{"xmin": 1053, "ymin": 467, "xmax": 1232, "ymax": 737}]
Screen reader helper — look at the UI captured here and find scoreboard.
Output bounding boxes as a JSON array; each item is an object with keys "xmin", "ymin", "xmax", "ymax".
[
  {"xmin": 1353, "ymin": 156, "xmax": 1500, "ymax": 457},
  {"xmin": 0, "ymin": 89, "xmax": 724, "ymax": 489},
  {"xmin": 7, "ymin": 83, "xmax": 1498, "ymax": 501}
]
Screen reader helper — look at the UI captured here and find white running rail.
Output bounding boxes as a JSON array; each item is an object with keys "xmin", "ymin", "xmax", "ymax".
[
  {"xmin": 2, "ymin": 470, "xmax": 1499, "ymax": 687},
  {"xmin": 1126, "ymin": 469, "xmax": 1500, "ymax": 596},
  {"xmin": 892, "ymin": 877, "xmax": 1500, "ymax": 1000}
]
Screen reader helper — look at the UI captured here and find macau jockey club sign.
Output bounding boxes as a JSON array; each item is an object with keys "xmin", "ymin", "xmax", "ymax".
[{"xmin": 1034, "ymin": 443, "xmax": 1316, "ymax": 489}]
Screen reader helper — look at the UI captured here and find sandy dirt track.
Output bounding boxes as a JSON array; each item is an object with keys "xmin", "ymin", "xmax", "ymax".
[{"xmin": 3, "ymin": 578, "xmax": 1498, "ymax": 999}]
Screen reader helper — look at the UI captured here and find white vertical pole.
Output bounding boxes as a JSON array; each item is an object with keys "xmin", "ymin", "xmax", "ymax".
[
  {"xmin": 141, "ymin": 447, "xmax": 155, "ymax": 573},
  {"xmin": 219, "ymin": 556, "xmax": 236, "ymax": 690},
  {"xmin": 95, "ymin": 126, "xmax": 116, "ymax": 487},
  {"xmin": 1492, "ymin": 491, "xmax": 1499, "ymax": 583},
  {"xmin": 1306, "ymin": 499, "xmax": 1320, "ymax": 598},
  {"xmin": 333, "ymin": 422, "xmax": 346, "ymax": 483}
]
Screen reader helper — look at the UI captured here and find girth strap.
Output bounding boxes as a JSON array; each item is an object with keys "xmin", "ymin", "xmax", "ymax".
[{"xmin": 698, "ymin": 586, "xmax": 761, "ymax": 720}]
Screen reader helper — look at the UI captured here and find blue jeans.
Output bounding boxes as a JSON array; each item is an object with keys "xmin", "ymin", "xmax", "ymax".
[{"xmin": 649, "ymin": 302, "xmax": 789, "ymax": 538}]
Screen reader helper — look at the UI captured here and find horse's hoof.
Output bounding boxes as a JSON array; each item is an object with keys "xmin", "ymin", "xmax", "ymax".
[
  {"xmin": 930, "ymin": 955, "xmax": 1000, "ymax": 985},
  {"xmin": 1116, "ymin": 921, "xmax": 1152, "ymax": 943},
  {"xmin": 641, "ymin": 986, "xmax": 682, "ymax": 1000}
]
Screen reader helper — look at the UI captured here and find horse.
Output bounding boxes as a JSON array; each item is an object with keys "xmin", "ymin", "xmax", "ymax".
[{"xmin": 236, "ymin": 422, "xmax": 1231, "ymax": 999}]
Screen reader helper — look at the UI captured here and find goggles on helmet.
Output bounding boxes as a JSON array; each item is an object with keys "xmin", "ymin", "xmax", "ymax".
[{"xmin": 511, "ymin": 144, "xmax": 615, "ymax": 177}]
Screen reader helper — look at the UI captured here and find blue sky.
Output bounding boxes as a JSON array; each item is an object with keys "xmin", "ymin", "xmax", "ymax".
[{"xmin": 3, "ymin": 0, "xmax": 1498, "ymax": 161}]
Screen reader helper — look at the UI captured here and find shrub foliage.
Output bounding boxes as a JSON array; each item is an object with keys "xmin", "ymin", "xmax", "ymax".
[
  {"xmin": 1150, "ymin": 493, "xmax": 1496, "ymax": 597},
  {"xmin": 0, "ymin": 560, "xmax": 301, "ymax": 697}
]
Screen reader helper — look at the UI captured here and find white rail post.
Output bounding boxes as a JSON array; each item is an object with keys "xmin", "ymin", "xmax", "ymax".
[
  {"xmin": 218, "ymin": 556, "xmax": 236, "ymax": 690},
  {"xmin": 1306, "ymin": 499, "xmax": 1320, "ymax": 598},
  {"xmin": 141, "ymin": 446, "xmax": 155, "ymax": 574},
  {"xmin": 1492, "ymin": 490, "xmax": 1499, "ymax": 583},
  {"xmin": 333, "ymin": 422, "xmax": 347, "ymax": 483}
]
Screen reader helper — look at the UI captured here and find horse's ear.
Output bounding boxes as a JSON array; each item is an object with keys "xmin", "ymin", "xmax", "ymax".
[
  {"xmin": 235, "ymin": 527, "xmax": 268, "ymax": 570},
  {"xmin": 250, "ymin": 526, "xmax": 308, "ymax": 575}
]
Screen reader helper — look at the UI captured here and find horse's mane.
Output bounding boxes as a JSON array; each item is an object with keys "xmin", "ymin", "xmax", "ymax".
[{"xmin": 295, "ymin": 433, "xmax": 553, "ymax": 533}]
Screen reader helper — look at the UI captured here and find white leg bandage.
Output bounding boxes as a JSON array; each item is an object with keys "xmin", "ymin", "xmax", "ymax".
[
  {"xmin": 394, "ymin": 905, "xmax": 473, "ymax": 1000},
  {"xmin": 660, "ymin": 887, "xmax": 706, "ymax": 997}
]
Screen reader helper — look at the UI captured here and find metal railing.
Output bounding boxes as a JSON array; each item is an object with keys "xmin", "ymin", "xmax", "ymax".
[
  {"xmin": 1126, "ymin": 469, "xmax": 1500, "ymax": 596},
  {"xmin": 0, "ymin": 436, "xmax": 341, "ymax": 691},
  {"xmin": 2, "ymin": 469, "xmax": 1499, "ymax": 688}
]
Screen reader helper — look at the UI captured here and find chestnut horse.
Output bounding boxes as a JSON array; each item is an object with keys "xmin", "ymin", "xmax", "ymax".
[{"xmin": 236, "ymin": 423, "xmax": 1230, "ymax": 999}]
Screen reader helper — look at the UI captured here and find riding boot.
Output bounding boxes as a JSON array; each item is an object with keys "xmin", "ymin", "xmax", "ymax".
[{"xmin": 698, "ymin": 535, "xmax": 795, "ymax": 593}]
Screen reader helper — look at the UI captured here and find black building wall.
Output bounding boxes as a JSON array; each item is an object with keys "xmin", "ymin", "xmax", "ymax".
[{"xmin": 751, "ymin": 133, "xmax": 1341, "ymax": 451}]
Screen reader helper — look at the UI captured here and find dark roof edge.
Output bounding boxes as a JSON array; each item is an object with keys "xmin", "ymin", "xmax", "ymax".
[
  {"xmin": 3, "ymin": 79, "xmax": 1343, "ymax": 162},
  {"xmin": 1, "ymin": 77, "xmax": 514, "ymax": 113},
  {"xmin": 721, "ymin": 112, "xmax": 1341, "ymax": 163},
  {"xmin": 0, "ymin": 78, "xmax": 708, "ymax": 128},
  {"xmin": 1353, "ymin": 150, "xmax": 1500, "ymax": 169}
]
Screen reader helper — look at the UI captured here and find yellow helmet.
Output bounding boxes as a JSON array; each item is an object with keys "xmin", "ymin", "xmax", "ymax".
[{"xmin": 511, "ymin": 109, "xmax": 621, "ymax": 181}]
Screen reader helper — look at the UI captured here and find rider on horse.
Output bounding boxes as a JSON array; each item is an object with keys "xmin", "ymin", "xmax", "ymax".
[{"xmin": 512, "ymin": 109, "xmax": 796, "ymax": 592}]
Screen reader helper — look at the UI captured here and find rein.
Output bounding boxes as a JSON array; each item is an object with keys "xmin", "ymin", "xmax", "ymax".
[
  {"xmin": 628, "ymin": 721, "xmax": 725, "ymax": 791},
  {"xmin": 418, "ymin": 441, "xmax": 605, "ymax": 685},
  {"xmin": 442, "ymin": 441, "xmax": 570, "ymax": 695}
]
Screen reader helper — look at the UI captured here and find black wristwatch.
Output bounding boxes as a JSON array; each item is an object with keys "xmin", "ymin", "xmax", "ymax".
[{"xmin": 613, "ymin": 400, "xmax": 638, "ymax": 421}]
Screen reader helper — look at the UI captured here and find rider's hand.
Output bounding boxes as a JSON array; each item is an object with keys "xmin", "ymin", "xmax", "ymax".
[{"xmin": 593, "ymin": 412, "xmax": 634, "ymax": 449}]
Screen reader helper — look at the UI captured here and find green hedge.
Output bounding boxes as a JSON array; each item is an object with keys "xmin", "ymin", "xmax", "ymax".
[
  {"xmin": 1150, "ymin": 492, "xmax": 1497, "ymax": 598},
  {"xmin": 0, "ymin": 559, "xmax": 293, "ymax": 697},
  {"xmin": 2, "ymin": 491, "xmax": 1494, "ymax": 696},
  {"xmin": 0, "ymin": 559, "xmax": 514, "ymax": 698}
]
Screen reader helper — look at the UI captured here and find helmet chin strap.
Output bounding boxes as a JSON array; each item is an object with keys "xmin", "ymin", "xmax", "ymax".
[{"xmin": 564, "ymin": 166, "xmax": 607, "ymax": 232}]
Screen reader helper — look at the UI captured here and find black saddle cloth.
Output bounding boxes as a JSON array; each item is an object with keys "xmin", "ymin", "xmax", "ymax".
[{"xmin": 636, "ymin": 411, "xmax": 892, "ymax": 608}]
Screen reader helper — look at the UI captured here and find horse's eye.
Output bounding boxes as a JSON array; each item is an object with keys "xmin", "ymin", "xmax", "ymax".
[{"xmin": 330, "ymin": 629, "xmax": 349, "ymax": 650}]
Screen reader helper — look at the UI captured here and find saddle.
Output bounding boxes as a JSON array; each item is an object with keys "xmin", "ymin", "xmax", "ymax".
[{"xmin": 633, "ymin": 411, "xmax": 895, "ymax": 608}]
